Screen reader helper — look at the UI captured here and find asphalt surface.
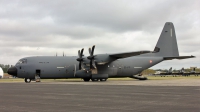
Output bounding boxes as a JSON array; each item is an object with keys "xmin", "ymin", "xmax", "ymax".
[{"xmin": 0, "ymin": 80, "xmax": 200, "ymax": 112}]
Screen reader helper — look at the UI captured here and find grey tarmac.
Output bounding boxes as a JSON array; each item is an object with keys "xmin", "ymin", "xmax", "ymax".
[{"xmin": 0, "ymin": 79, "xmax": 200, "ymax": 112}]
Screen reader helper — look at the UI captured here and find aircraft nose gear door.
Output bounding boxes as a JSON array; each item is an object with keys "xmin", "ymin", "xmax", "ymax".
[{"xmin": 35, "ymin": 69, "xmax": 41, "ymax": 82}]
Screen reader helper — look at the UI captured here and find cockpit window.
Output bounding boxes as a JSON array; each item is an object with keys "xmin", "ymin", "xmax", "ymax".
[{"xmin": 17, "ymin": 59, "xmax": 27, "ymax": 64}]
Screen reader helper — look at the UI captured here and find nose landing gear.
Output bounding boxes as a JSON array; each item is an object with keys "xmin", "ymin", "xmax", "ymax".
[
  {"xmin": 24, "ymin": 69, "xmax": 41, "ymax": 83},
  {"xmin": 35, "ymin": 75, "xmax": 41, "ymax": 82},
  {"xmin": 35, "ymin": 69, "xmax": 41, "ymax": 82}
]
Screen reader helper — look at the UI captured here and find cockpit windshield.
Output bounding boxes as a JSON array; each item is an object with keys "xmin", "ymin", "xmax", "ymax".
[{"xmin": 17, "ymin": 59, "xmax": 27, "ymax": 64}]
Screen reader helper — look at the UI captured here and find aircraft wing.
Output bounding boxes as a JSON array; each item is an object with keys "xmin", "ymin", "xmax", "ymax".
[
  {"xmin": 109, "ymin": 50, "xmax": 153, "ymax": 59},
  {"xmin": 163, "ymin": 56, "xmax": 195, "ymax": 60}
]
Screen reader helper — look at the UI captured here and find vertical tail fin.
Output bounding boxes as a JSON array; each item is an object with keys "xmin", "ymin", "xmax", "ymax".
[
  {"xmin": 168, "ymin": 67, "xmax": 172, "ymax": 73},
  {"xmin": 154, "ymin": 22, "xmax": 179, "ymax": 57},
  {"xmin": 181, "ymin": 68, "xmax": 184, "ymax": 73}
]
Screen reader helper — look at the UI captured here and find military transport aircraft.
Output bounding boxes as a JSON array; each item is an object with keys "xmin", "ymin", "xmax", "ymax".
[
  {"xmin": 169, "ymin": 67, "xmax": 199, "ymax": 76},
  {"xmin": 154, "ymin": 67, "xmax": 173, "ymax": 77},
  {"xmin": 188, "ymin": 68, "xmax": 199, "ymax": 76},
  {"xmin": 7, "ymin": 22, "xmax": 195, "ymax": 83},
  {"xmin": 181, "ymin": 68, "xmax": 199, "ymax": 76},
  {"xmin": 170, "ymin": 68, "xmax": 185, "ymax": 76}
]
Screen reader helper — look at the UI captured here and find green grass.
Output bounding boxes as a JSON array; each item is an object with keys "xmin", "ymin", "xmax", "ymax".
[{"xmin": 147, "ymin": 75, "xmax": 200, "ymax": 80}]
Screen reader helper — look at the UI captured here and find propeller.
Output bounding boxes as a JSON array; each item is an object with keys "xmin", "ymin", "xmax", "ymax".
[
  {"xmin": 87, "ymin": 45, "xmax": 96, "ymax": 69},
  {"xmin": 76, "ymin": 48, "xmax": 85, "ymax": 70}
]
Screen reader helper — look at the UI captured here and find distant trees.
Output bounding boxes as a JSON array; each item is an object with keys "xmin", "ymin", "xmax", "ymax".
[
  {"xmin": 142, "ymin": 69, "xmax": 156, "ymax": 75},
  {"xmin": 142, "ymin": 68, "xmax": 200, "ymax": 75},
  {"xmin": 0, "ymin": 64, "xmax": 13, "ymax": 73}
]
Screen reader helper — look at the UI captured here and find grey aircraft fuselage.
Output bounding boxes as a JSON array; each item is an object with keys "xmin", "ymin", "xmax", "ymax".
[
  {"xmin": 7, "ymin": 22, "xmax": 195, "ymax": 82},
  {"xmin": 15, "ymin": 55, "xmax": 162, "ymax": 79}
]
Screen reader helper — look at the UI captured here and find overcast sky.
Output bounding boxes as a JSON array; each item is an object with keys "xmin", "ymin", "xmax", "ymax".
[{"xmin": 0, "ymin": 0, "xmax": 199, "ymax": 69}]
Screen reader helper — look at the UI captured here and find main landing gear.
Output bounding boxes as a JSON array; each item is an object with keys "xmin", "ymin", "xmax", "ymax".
[
  {"xmin": 83, "ymin": 78, "xmax": 107, "ymax": 82},
  {"xmin": 25, "ymin": 78, "xmax": 31, "ymax": 83}
]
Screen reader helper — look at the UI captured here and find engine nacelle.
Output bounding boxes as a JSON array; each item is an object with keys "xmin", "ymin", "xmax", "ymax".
[{"xmin": 75, "ymin": 70, "xmax": 91, "ymax": 78}]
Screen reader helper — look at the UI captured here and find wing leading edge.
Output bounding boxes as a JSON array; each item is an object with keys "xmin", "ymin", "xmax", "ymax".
[
  {"xmin": 109, "ymin": 50, "xmax": 153, "ymax": 59},
  {"xmin": 109, "ymin": 47, "xmax": 160, "ymax": 59}
]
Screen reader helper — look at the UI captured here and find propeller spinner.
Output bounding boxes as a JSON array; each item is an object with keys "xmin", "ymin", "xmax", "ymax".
[{"xmin": 87, "ymin": 45, "xmax": 96, "ymax": 69}]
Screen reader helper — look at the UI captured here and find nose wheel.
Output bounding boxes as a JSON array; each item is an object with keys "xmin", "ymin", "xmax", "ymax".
[{"xmin": 25, "ymin": 78, "xmax": 31, "ymax": 83}]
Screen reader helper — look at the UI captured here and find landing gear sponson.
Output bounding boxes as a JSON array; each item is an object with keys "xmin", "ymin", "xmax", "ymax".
[{"xmin": 83, "ymin": 78, "xmax": 107, "ymax": 82}]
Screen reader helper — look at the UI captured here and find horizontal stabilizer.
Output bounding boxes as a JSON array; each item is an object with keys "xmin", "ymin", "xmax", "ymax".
[
  {"xmin": 110, "ymin": 50, "xmax": 156, "ymax": 59},
  {"xmin": 163, "ymin": 55, "xmax": 195, "ymax": 60}
]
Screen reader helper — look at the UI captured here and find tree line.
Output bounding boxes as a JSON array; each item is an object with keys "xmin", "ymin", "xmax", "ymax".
[{"xmin": 0, "ymin": 64, "xmax": 13, "ymax": 73}]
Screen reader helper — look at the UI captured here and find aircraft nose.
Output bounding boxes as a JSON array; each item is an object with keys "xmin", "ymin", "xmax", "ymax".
[{"xmin": 7, "ymin": 67, "xmax": 17, "ymax": 77}]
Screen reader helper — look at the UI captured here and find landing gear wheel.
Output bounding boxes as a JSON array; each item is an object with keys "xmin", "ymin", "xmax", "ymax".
[
  {"xmin": 25, "ymin": 78, "xmax": 31, "ymax": 83},
  {"xmin": 83, "ymin": 78, "xmax": 90, "ymax": 82},
  {"xmin": 100, "ymin": 79, "xmax": 107, "ymax": 81},
  {"xmin": 91, "ymin": 79, "xmax": 99, "ymax": 82}
]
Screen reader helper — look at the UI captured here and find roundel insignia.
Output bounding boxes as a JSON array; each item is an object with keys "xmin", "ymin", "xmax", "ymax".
[{"xmin": 149, "ymin": 60, "xmax": 152, "ymax": 63}]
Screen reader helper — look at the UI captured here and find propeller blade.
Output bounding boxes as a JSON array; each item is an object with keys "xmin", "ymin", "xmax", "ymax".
[
  {"xmin": 81, "ymin": 48, "xmax": 84, "ymax": 56},
  {"xmin": 79, "ymin": 63, "xmax": 81, "ymax": 70},
  {"xmin": 81, "ymin": 62, "xmax": 85, "ymax": 70},
  {"xmin": 89, "ymin": 48, "xmax": 92, "ymax": 56},
  {"xmin": 90, "ymin": 60, "xmax": 92, "ymax": 69},
  {"xmin": 92, "ymin": 60, "xmax": 96, "ymax": 68},
  {"xmin": 78, "ymin": 50, "xmax": 81, "ymax": 58},
  {"xmin": 91, "ymin": 45, "xmax": 95, "ymax": 55}
]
